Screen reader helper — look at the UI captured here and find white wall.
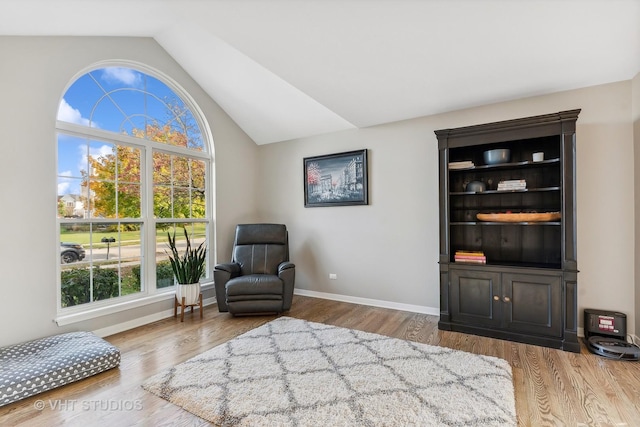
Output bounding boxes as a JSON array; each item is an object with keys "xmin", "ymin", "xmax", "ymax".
[
  {"xmin": 257, "ymin": 80, "xmax": 636, "ymax": 334},
  {"xmin": 0, "ymin": 37, "xmax": 259, "ymax": 347},
  {"xmin": 257, "ymin": 126, "xmax": 440, "ymax": 311}
]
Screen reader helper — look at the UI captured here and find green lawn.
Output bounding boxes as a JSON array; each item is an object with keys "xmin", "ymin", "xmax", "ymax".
[
  {"xmin": 60, "ymin": 230, "xmax": 145, "ymax": 247},
  {"xmin": 60, "ymin": 224, "xmax": 206, "ymax": 247}
]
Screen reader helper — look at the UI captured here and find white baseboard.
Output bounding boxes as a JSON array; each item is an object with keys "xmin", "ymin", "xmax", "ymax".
[
  {"xmin": 92, "ymin": 296, "xmax": 217, "ymax": 338},
  {"xmin": 92, "ymin": 291, "xmax": 438, "ymax": 338},
  {"xmin": 294, "ymin": 289, "xmax": 439, "ymax": 316}
]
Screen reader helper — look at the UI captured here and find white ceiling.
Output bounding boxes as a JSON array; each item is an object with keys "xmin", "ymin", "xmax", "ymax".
[{"xmin": 1, "ymin": 0, "xmax": 639, "ymax": 144}]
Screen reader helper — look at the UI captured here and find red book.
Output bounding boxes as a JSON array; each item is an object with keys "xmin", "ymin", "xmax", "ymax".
[{"xmin": 455, "ymin": 255, "xmax": 486, "ymax": 260}]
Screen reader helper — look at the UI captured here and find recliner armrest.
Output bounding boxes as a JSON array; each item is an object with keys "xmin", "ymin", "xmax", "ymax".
[
  {"xmin": 278, "ymin": 262, "xmax": 295, "ymax": 311},
  {"xmin": 278, "ymin": 262, "xmax": 295, "ymax": 274},
  {"xmin": 215, "ymin": 262, "xmax": 241, "ymax": 275},
  {"xmin": 213, "ymin": 263, "xmax": 241, "ymax": 312}
]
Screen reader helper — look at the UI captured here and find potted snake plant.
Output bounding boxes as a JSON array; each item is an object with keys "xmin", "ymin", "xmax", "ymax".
[{"xmin": 167, "ymin": 228, "xmax": 207, "ymax": 305}]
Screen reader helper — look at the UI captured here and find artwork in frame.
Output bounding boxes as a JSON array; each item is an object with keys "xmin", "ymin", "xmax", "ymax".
[{"xmin": 304, "ymin": 149, "xmax": 368, "ymax": 207}]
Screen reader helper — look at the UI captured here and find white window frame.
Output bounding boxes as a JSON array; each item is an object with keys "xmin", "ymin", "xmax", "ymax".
[{"xmin": 55, "ymin": 61, "xmax": 215, "ymax": 325}]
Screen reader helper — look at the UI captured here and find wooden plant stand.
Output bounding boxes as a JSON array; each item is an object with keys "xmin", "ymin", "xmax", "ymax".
[{"xmin": 174, "ymin": 293, "xmax": 203, "ymax": 322}]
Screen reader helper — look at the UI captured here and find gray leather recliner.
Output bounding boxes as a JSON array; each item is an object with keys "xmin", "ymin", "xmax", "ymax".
[{"xmin": 214, "ymin": 224, "xmax": 295, "ymax": 315}]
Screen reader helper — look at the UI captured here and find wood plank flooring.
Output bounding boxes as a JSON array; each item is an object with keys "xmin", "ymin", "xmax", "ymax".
[{"xmin": 1, "ymin": 295, "xmax": 639, "ymax": 426}]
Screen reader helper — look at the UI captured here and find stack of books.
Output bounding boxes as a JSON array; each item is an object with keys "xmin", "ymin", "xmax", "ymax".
[
  {"xmin": 449, "ymin": 160, "xmax": 474, "ymax": 169},
  {"xmin": 454, "ymin": 250, "xmax": 486, "ymax": 264},
  {"xmin": 497, "ymin": 179, "xmax": 526, "ymax": 191}
]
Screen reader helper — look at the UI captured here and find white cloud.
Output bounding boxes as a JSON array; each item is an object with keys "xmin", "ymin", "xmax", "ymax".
[
  {"xmin": 84, "ymin": 144, "xmax": 113, "ymax": 175},
  {"xmin": 57, "ymin": 181, "xmax": 70, "ymax": 194},
  {"xmin": 57, "ymin": 170, "xmax": 73, "ymax": 195},
  {"xmin": 101, "ymin": 67, "xmax": 141, "ymax": 86},
  {"xmin": 89, "ymin": 144, "xmax": 113, "ymax": 159},
  {"xmin": 58, "ymin": 98, "xmax": 92, "ymax": 126}
]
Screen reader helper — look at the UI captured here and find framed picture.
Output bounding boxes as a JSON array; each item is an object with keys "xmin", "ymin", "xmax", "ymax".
[{"xmin": 303, "ymin": 149, "xmax": 368, "ymax": 207}]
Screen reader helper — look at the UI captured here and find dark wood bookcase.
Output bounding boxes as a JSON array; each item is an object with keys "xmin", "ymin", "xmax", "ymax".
[{"xmin": 435, "ymin": 110, "xmax": 581, "ymax": 352}]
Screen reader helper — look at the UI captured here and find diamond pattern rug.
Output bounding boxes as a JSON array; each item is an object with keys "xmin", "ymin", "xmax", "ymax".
[{"xmin": 142, "ymin": 317, "xmax": 516, "ymax": 426}]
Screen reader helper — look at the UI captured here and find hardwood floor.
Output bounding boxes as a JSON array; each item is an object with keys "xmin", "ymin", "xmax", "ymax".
[{"xmin": 1, "ymin": 295, "xmax": 639, "ymax": 426}]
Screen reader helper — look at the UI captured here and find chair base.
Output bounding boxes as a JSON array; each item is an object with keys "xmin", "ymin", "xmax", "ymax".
[
  {"xmin": 227, "ymin": 299, "xmax": 284, "ymax": 316},
  {"xmin": 231, "ymin": 311, "xmax": 281, "ymax": 317}
]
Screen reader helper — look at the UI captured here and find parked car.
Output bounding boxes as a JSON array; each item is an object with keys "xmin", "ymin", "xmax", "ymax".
[{"xmin": 60, "ymin": 242, "xmax": 86, "ymax": 264}]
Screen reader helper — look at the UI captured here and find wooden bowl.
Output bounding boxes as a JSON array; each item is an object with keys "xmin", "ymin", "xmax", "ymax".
[{"xmin": 476, "ymin": 212, "xmax": 561, "ymax": 222}]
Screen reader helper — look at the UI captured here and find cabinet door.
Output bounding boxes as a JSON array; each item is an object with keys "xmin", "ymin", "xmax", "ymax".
[
  {"xmin": 502, "ymin": 272, "xmax": 562, "ymax": 337},
  {"xmin": 450, "ymin": 269, "xmax": 502, "ymax": 328}
]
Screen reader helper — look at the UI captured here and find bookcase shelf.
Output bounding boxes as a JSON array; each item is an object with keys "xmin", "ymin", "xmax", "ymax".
[{"xmin": 450, "ymin": 186, "xmax": 560, "ymax": 196}]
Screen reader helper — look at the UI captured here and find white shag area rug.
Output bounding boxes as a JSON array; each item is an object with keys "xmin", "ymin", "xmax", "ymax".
[{"xmin": 142, "ymin": 317, "xmax": 516, "ymax": 426}]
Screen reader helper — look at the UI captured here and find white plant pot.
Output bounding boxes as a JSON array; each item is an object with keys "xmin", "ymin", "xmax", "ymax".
[{"xmin": 176, "ymin": 282, "xmax": 201, "ymax": 305}]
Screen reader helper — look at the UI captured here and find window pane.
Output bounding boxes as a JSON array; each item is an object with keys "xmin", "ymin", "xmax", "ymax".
[
  {"xmin": 60, "ymin": 224, "xmax": 89, "ymax": 265},
  {"xmin": 152, "ymin": 155, "xmax": 207, "ymax": 219},
  {"xmin": 155, "ymin": 225, "xmax": 174, "ymax": 289},
  {"xmin": 57, "ymin": 135, "xmax": 90, "ymax": 220},
  {"xmin": 90, "ymin": 181, "xmax": 116, "ymax": 219},
  {"xmin": 86, "ymin": 142, "xmax": 141, "ymax": 219},
  {"xmin": 192, "ymin": 159, "xmax": 205, "ymax": 189},
  {"xmin": 60, "ymin": 223, "xmax": 143, "ymax": 307},
  {"xmin": 156, "ymin": 223, "xmax": 208, "ymax": 288},
  {"xmin": 116, "ymin": 145, "xmax": 141, "ymax": 182},
  {"xmin": 58, "ymin": 135, "xmax": 88, "ymax": 179},
  {"xmin": 191, "ymin": 159, "xmax": 206, "ymax": 218},
  {"xmin": 173, "ymin": 156, "xmax": 191, "ymax": 186},
  {"xmin": 153, "ymin": 185, "xmax": 171, "ymax": 218},
  {"xmin": 89, "ymin": 140, "xmax": 116, "ymax": 180},
  {"xmin": 192, "ymin": 190, "xmax": 206, "ymax": 219},
  {"xmin": 57, "ymin": 182, "xmax": 86, "ymax": 218},
  {"xmin": 153, "ymin": 152, "xmax": 172, "ymax": 185},
  {"xmin": 117, "ymin": 183, "xmax": 141, "ymax": 218},
  {"xmin": 173, "ymin": 187, "xmax": 191, "ymax": 218}
]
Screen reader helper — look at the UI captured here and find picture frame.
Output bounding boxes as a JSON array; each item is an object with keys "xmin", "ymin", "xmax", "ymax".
[{"xmin": 303, "ymin": 149, "xmax": 368, "ymax": 207}]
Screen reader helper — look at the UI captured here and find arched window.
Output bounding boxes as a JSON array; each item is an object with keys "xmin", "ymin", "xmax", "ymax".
[{"xmin": 56, "ymin": 64, "xmax": 212, "ymax": 311}]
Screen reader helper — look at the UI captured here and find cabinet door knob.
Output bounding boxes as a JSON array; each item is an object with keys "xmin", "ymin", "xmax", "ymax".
[
  {"xmin": 493, "ymin": 295, "xmax": 500, "ymax": 301},
  {"xmin": 503, "ymin": 296, "xmax": 511, "ymax": 303}
]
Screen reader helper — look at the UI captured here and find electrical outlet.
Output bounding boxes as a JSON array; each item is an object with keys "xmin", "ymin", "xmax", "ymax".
[{"xmin": 329, "ymin": 273, "xmax": 337, "ymax": 280}]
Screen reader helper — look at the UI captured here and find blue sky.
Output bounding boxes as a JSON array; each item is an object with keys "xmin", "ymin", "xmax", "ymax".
[{"xmin": 57, "ymin": 67, "xmax": 195, "ymax": 196}]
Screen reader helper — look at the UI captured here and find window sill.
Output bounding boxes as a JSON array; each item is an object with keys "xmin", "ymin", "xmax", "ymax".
[{"xmin": 55, "ymin": 281, "xmax": 214, "ymax": 326}]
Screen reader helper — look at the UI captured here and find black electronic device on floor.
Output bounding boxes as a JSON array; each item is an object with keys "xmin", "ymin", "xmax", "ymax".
[{"xmin": 584, "ymin": 309, "xmax": 640, "ymax": 361}]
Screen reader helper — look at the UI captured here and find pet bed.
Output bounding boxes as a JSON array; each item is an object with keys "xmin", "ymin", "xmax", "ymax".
[{"xmin": 0, "ymin": 331, "xmax": 120, "ymax": 406}]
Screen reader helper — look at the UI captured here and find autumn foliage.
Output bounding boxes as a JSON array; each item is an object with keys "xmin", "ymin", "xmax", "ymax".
[{"xmin": 82, "ymin": 122, "xmax": 206, "ymax": 220}]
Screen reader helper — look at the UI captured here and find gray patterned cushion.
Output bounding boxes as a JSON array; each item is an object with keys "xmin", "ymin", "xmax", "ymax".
[{"xmin": 0, "ymin": 331, "xmax": 120, "ymax": 407}]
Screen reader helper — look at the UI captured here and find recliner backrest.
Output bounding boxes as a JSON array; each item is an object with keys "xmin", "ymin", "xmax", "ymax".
[{"xmin": 232, "ymin": 224, "xmax": 289, "ymax": 275}]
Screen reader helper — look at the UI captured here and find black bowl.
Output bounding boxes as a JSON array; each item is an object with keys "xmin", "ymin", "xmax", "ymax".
[
  {"xmin": 483, "ymin": 149, "xmax": 511, "ymax": 165},
  {"xmin": 465, "ymin": 181, "xmax": 486, "ymax": 192}
]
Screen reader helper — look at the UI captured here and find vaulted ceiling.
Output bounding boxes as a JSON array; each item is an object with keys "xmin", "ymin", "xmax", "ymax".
[{"xmin": 1, "ymin": 0, "xmax": 639, "ymax": 144}]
